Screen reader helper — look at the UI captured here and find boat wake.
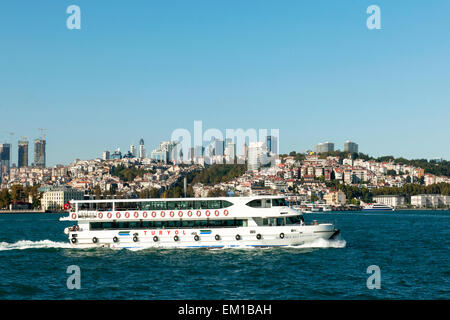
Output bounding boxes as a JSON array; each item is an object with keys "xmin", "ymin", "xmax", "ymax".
[
  {"xmin": 295, "ymin": 238, "xmax": 346, "ymax": 249},
  {"xmin": 0, "ymin": 240, "xmax": 72, "ymax": 251}
]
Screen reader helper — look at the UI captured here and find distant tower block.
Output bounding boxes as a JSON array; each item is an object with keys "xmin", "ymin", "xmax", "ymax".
[{"xmin": 139, "ymin": 138, "xmax": 146, "ymax": 158}]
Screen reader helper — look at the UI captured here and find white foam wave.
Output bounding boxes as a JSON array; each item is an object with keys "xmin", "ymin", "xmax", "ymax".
[
  {"xmin": 0, "ymin": 240, "xmax": 72, "ymax": 251},
  {"xmin": 295, "ymin": 238, "xmax": 346, "ymax": 249}
]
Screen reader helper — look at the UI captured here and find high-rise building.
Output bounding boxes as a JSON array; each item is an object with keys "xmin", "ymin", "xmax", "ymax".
[
  {"xmin": 316, "ymin": 142, "xmax": 334, "ymax": 154},
  {"xmin": 33, "ymin": 138, "xmax": 46, "ymax": 167},
  {"xmin": 130, "ymin": 144, "xmax": 137, "ymax": 157},
  {"xmin": 266, "ymin": 135, "xmax": 278, "ymax": 154},
  {"xmin": 224, "ymin": 140, "xmax": 236, "ymax": 164},
  {"xmin": 139, "ymin": 138, "xmax": 145, "ymax": 158},
  {"xmin": 151, "ymin": 141, "xmax": 176, "ymax": 163},
  {"xmin": 18, "ymin": 140, "xmax": 29, "ymax": 168},
  {"xmin": 103, "ymin": 150, "xmax": 110, "ymax": 161},
  {"xmin": 248, "ymin": 141, "xmax": 266, "ymax": 171},
  {"xmin": 0, "ymin": 143, "xmax": 11, "ymax": 174},
  {"xmin": 213, "ymin": 139, "xmax": 224, "ymax": 156},
  {"xmin": 344, "ymin": 141, "xmax": 358, "ymax": 154}
]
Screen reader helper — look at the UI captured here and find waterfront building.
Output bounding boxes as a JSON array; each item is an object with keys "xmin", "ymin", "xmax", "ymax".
[
  {"xmin": 103, "ymin": 151, "xmax": 110, "ymax": 161},
  {"xmin": 411, "ymin": 194, "xmax": 450, "ymax": 208},
  {"xmin": 139, "ymin": 138, "xmax": 145, "ymax": 158},
  {"xmin": 316, "ymin": 142, "xmax": 334, "ymax": 154},
  {"xmin": 18, "ymin": 140, "xmax": 28, "ymax": 168},
  {"xmin": 323, "ymin": 191, "xmax": 346, "ymax": 206},
  {"xmin": 373, "ymin": 195, "xmax": 406, "ymax": 208},
  {"xmin": 33, "ymin": 138, "xmax": 46, "ymax": 167},
  {"xmin": 344, "ymin": 141, "xmax": 358, "ymax": 154},
  {"xmin": 41, "ymin": 186, "xmax": 84, "ymax": 211}
]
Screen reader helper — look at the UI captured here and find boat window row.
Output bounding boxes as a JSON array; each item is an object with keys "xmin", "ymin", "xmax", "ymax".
[
  {"xmin": 261, "ymin": 215, "xmax": 303, "ymax": 226},
  {"xmin": 89, "ymin": 219, "xmax": 247, "ymax": 230},
  {"xmin": 78, "ymin": 200, "xmax": 234, "ymax": 211},
  {"xmin": 246, "ymin": 198, "xmax": 287, "ymax": 208}
]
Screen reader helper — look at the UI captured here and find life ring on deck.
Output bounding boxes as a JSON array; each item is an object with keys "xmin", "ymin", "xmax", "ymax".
[
  {"xmin": 160, "ymin": 211, "xmax": 165, "ymax": 218},
  {"xmin": 174, "ymin": 235, "xmax": 179, "ymax": 242},
  {"xmin": 153, "ymin": 236, "xmax": 159, "ymax": 242},
  {"xmin": 194, "ymin": 235, "xmax": 200, "ymax": 241},
  {"xmin": 178, "ymin": 211, "xmax": 183, "ymax": 217},
  {"xmin": 215, "ymin": 235, "xmax": 221, "ymax": 241},
  {"xmin": 125, "ymin": 212, "xmax": 130, "ymax": 218},
  {"xmin": 98, "ymin": 212, "xmax": 103, "ymax": 219},
  {"xmin": 134, "ymin": 212, "xmax": 139, "ymax": 218},
  {"xmin": 113, "ymin": 236, "xmax": 119, "ymax": 243},
  {"xmin": 71, "ymin": 237, "xmax": 77, "ymax": 244},
  {"xmin": 133, "ymin": 236, "xmax": 138, "ymax": 242},
  {"xmin": 143, "ymin": 212, "xmax": 148, "ymax": 218},
  {"xmin": 235, "ymin": 234, "xmax": 241, "ymax": 241},
  {"xmin": 151, "ymin": 211, "xmax": 157, "ymax": 218},
  {"xmin": 214, "ymin": 210, "xmax": 219, "ymax": 216},
  {"xmin": 205, "ymin": 210, "xmax": 211, "ymax": 217},
  {"xmin": 71, "ymin": 213, "xmax": 76, "ymax": 219},
  {"xmin": 223, "ymin": 210, "xmax": 229, "ymax": 216},
  {"xmin": 187, "ymin": 211, "xmax": 193, "ymax": 217},
  {"xmin": 169, "ymin": 211, "xmax": 175, "ymax": 217},
  {"xmin": 107, "ymin": 212, "xmax": 112, "ymax": 219},
  {"xmin": 279, "ymin": 233, "xmax": 285, "ymax": 239},
  {"xmin": 92, "ymin": 237, "xmax": 98, "ymax": 243},
  {"xmin": 196, "ymin": 211, "xmax": 201, "ymax": 217},
  {"xmin": 116, "ymin": 212, "xmax": 121, "ymax": 219},
  {"xmin": 256, "ymin": 234, "xmax": 262, "ymax": 240}
]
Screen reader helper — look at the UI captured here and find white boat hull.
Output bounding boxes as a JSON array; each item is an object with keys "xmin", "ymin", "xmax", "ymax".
[{"xmin": 67, "ymin": 224, "xmax": 339, "ymax": 249}]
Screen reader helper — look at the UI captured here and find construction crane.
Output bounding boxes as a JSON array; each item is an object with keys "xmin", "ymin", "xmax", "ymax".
[
  {"xmin": 38, "ymin": 128, "xmax": 47, "ymax": 140},
  {"xmin": 1, "ymin": 131, "xmax": 14, "ymax": 143}
]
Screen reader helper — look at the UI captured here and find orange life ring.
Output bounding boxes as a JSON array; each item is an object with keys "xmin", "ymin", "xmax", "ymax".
[
  {"xmin": 214, "ymin": 210, "xmax": 219, "ymax": 216},
  {"xmin": 143, "ymin": 211, "xmax": 148, "ymax": 218},
  {"xmin": 178, "ymin": 211, "xmax": 183, "ymax": 217},
  {"xmin": 134, "ymin": 211, "xmax": 139, "ymax": 218},
  {"xmin": 107, "ymin": 212, "xmax": 112, "ymax": 219},
  {"xmin": 196, "ymin": 210, "xmax": 201, "ymax": 217},
  {"xmin": 160, "ymin": 211, "xmax": 166, "ymax": 217},
  {"xmin": 187, "ymin": 210, "xmax": 193, "ymax": 217},
  {"xmin": 151, "ymin": 211, "xmax": 157, "ymax": 218},
  {"xmin": 116, "ymin": 212, "xmax": 121, "ymax": 218},
  {"xmin": 71, "ymin": 213, "xmax": 76, "ymax": 219},
  {"xmin": 98, "ymin": 212, "xmax": 103, "ymax": 219},
  {"xmin": 169, "ymin": 211, "xmax": 175, "ymax": 217},
  {"xmin": 125, "ymin": 212, "xmax": 130, "ymax": 218},
  {"xmin": 205, "ymin": 210, "xmax": 211, "ymax": 217},
  {"xmin": 224, "ymin": 210, "xmax": 229, "ymax": 216}
]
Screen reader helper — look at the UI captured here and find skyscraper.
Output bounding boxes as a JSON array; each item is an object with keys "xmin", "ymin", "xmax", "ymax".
[
  {"xmin": 130, "ymin": 144, "xmax": 137, "ymax": 157},
  {"xmin": 266, "ymin": 135, "xmax": 278, "ymax": 154},
  {"xmin": 316, "ymin": 142, "xmax": 334, "ymax": 153},
  {"xmin": 344, "ymin": 141, "xmax": 358, "ymax": 154},
  {"xmin": 0, "ymin": 143, "xmax": 11, "ymax": 174},
  {"xmin": 18, "ymin": 139, "xmax": 29, "ymax": 168},
  {"xmin": 103, "ymin": 150, "xmax": 110, "ymax": 160},
  {"xmin": 139, "ymin": 138, "xmax": 145, "ymax": 158},
  {"xmin": 248, "ymin": 141, "xmax": 266, "ymax": 171},
  {"xmin": 34, "ymin": 138, "xmax": 46, "ymax": 167}
]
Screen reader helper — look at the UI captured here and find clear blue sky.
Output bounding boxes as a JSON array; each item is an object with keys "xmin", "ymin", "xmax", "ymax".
[{"xmin": 1, "ymin": 1, "xmax": 449, "ymax": 166}]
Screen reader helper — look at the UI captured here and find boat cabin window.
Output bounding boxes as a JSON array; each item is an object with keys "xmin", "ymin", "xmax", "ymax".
[
  {"xmin": 271, "ymin": 198, "xmax": 287, "ymax": 207},
  {"xmin": 246, "ymin": 199, "xmax": 273, "ymax": 208},
  {"xmin": 261, "ymin": 215, "xmax": 301, "ymax": 226},
  {"xmin": 140, "ymin": 200, "xmax": 233, "ymax": 211}
]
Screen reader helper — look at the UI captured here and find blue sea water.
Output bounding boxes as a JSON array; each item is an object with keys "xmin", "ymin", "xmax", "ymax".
[{"xmin": 0, "ymin": 211, "xmax": 448, "ymax": 300}]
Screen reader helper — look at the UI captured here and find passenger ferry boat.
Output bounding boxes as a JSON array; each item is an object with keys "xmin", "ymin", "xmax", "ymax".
[
  {"xmin": 362, "ymin": 203, "xmax": 394, "ymax": 212},
  {"xmin": 60, "ymin": 196, "xmax": 340, "ymax": 249}
]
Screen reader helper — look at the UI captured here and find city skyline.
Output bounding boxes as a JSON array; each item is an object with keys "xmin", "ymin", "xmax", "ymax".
[{"xmin": 2, "ymin": 1, "xmax": 450, "ymax": 166}]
